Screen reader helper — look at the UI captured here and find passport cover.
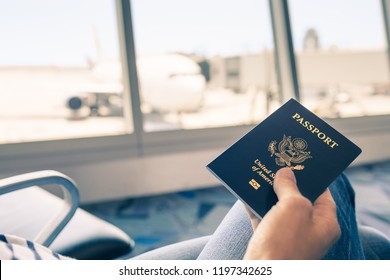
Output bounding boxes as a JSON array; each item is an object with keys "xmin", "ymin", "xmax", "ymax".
[{"xmin": 207, "ymin": 98, "xmax": 362, "ymax": 218}]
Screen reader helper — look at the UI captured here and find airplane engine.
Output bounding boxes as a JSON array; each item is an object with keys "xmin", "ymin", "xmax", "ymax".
[{"xmin": 67, "ymin": 96, "xmax": 84, "ymax": 111}]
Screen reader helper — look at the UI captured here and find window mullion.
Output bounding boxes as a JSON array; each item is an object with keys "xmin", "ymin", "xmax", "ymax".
[
  {"xmin": 118, "ymin": 0, "xmax": 144, "ymax": 155},
  {"xmin": 269, "ymin": 0, "xmax": 300, "ymax": 102}
]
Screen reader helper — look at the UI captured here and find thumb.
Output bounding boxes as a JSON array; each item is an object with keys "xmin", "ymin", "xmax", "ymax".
[{"xmin": 273, "ymin": 168, "xmax": 301, "ymax": 200}]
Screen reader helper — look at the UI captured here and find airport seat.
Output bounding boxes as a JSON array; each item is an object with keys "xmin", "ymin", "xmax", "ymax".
[{"xmin": 0, "ymin": 170, "xmax": 135, "ymax": 260}]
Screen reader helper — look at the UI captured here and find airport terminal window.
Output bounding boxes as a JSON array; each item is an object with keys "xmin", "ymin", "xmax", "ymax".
[
  {"xmin": 289, "ymin": 0, "xmax": 390, "ymax": 118},
  {"xmin": 0, "ymin": 0, "xmax": 132, "ymax": 144},
  {"xmin": 131, "ymin": 0, "xmax": 279, "ymax": 131}
]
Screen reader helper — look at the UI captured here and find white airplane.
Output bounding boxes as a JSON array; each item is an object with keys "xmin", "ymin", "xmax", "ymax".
[
  {"xmin": 138, "ymin": 54, "xmax": 206, "ymax": 113},
  {"xmin": 66, "ymin": 53, "xmax": 206, "ymax": 118}
]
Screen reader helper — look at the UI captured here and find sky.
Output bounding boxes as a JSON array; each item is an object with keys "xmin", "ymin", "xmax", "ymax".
[
  {"xmin": 0, "ymin": 0, "xmax": 386, "ymax": 67},
  {"xmin": 0, "ymin": 0, "xmax": 120, "ymax": 66}
]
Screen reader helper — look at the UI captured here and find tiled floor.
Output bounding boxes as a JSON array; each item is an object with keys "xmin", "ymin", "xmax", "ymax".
[{"xmin": 83, "ymin": 160, "xmax": 390, "ymax": 258}]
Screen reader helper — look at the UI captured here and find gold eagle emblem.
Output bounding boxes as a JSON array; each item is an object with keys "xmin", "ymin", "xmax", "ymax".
[{"xmin": 268, "ymin": 135, "xmax": 312, "ymax": 170}]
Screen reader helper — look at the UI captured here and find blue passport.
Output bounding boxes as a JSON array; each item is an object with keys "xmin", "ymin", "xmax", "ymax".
[{"xmin": 207, "ymin": 99, "xmax": 361, "ymax": 218}]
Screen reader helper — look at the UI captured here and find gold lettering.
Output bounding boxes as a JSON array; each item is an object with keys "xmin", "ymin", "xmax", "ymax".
[
  {"xmin": 311, "ymin": 128, "xmax": 320, "ymax": 134},
  {"xmin": 254, "ymin": 159, "xmax": 272, "ymax": 174},
  {"xmin": 292, "ymin": 113, "xmax": 301, "ymax": 119},
  {"xmin": 292, "ymin": 113, "xmax": 339, "ymax": 149},
  {"xmin": 317, "ymin": 132, "xmax": 326, "ymax": 140},
  {"xmin": 324, "ymin": 137, "xmax": 332, "ymax": 145},
  {"xmin": 252, "ymin": 160, "xmax": 275, "ymax": 186},
  {"xmin": 330, "ymin": 142, "xmax": 339, "ymax": 148},
  {"xmin": 257, "ymin": 171, "xmax": 273, "ymax": 185}
]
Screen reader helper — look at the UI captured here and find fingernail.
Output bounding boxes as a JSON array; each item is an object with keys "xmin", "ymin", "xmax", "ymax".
[{"xmin": 276, "ymin": 167, "xmax": 296, "ymax": 183}]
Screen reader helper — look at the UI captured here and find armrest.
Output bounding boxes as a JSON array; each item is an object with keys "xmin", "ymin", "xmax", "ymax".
[{"xmin": 0, "ymin": 170, "xmax": 79, "ymax": 247}]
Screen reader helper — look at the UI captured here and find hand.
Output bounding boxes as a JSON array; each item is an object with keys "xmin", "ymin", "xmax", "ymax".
[{"xmin": 244, "ymin": 168, "xmax": 341, "ymax": 260}]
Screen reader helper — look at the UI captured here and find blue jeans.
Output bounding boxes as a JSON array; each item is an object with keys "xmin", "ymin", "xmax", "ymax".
[{"xmin": 132, "ymin": 174, "xmax": 390, "ymax": 260}]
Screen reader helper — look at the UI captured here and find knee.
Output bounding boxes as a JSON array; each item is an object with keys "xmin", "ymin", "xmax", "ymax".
[{"xmin": 359, "ymin": 225, "xmax": 390, "ymax": 260}]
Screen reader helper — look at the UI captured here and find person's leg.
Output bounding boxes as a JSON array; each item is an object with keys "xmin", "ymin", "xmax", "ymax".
[
  {"xmin": 197, "ymin": 200, "xmax": 253, "ymax": 260},
  {"xmin": 131, "ymin": 236, "xmax": 210, "ymax": 260},
  {"xmin": 131, "ymin": 201, "xmax": 252, "ymax": 260},
  {"xmin": 130, "ymin": 199, "xmax": 252, "ymax": 260},
  {"xmin": 359, "ymin": 225, "xmax": 390, "ymax": 260},
  {"xmin": 324, "ymin": 174, "xmax": 365, "ymax": 259}
]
